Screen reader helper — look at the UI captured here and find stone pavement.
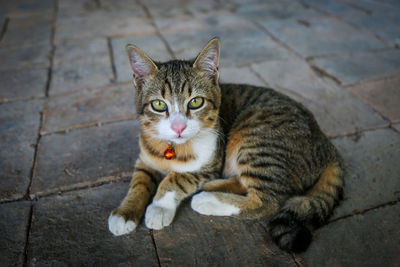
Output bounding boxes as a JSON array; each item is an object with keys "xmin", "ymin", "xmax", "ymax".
[{"xmin": 0, "ymin": 0, "xmax": 399, "ymax": 266}]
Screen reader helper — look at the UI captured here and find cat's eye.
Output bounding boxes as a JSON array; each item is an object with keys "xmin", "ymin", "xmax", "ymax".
[
  {"xmin": 151, "ymin": 99, "xmax": 167, "ymax": 112},
  {"xmin": 188, "ymin": 97, "xmax": 204, "ymax": 110}
]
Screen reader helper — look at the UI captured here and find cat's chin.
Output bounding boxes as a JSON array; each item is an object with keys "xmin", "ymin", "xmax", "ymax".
[{"xmin": 169, "ymin": 137, "xmax": 190, "ymax": 145}]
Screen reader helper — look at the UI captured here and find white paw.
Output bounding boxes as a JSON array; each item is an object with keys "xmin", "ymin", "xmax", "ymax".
[
  {"xmin": 145, "ymin": 203, "xmax": 176, "ymax": 230},
  {"xmin": 108, "ymin": 214, "xmax": 136, "ymax": 236},
  {"xmin": 191, "ymin": 191, "xmax": 240, "ymax": 216}
]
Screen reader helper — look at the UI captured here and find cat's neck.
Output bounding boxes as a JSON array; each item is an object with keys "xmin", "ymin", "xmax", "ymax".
[{"xmin": 139, "ymin": 130, "xmax": 219, "ymax": 174}]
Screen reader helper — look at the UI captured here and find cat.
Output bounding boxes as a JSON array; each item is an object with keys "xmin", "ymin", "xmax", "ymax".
[{"xmin": 108, "ymin": 37, "xmax": 344, "ymax": 252}]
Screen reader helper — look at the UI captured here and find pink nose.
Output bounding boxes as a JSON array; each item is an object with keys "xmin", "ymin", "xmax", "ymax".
[{"xmin": 171, "ymin": 121, "xmax": 187, "ymax": 135}]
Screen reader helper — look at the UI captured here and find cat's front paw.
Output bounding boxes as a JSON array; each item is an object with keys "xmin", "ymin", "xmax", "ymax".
[
  {"xmin": 191, "ymin": 191, "xmax": 240, "ymax": 216},
  {"xmin": 145, "ymin": 203, "xmax": 176, "ymax": 230},
  {"xmin": 108, "ymin": 214, "xmax": 136, "ymax": 236}
]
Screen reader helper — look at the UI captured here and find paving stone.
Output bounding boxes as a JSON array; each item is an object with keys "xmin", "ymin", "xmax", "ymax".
[
  {"xmin": 343, "ymin": 13, "xmax": 400, "ymax": 45},
  {"xmin": 50, "ymin": 55, "xmax": 113, "ymax": 95},
  {"xmin": 312, "ymin": 49, "xmax": 400, "ymax": 85},
  {"xmin": 32, "ymin": 120, "xmax": 140, "ymax": 196},
  {"xmin": 42, "ymin": 83, "xmax": 136, "ymax": 133},
  {"xmin": 184, "ymin": 0, "xmax": 236, "ymax": 16},
  {"xmin": 332, "ymin": 128, "xmax": 400, "ymax": 218},
  {"xmin": 392, "ymin": 123, "xmax": 400, "ymax": 133},
  {"xmin": 153, "ymin": 10, "xmax": 249, "ymax": 35},
  {"xmin": 145, "ymin": 0, "xmax": 234, "ymax": 18},
  {"xmin": 0, "ymin": 43, "xmax": 51, "ymax": 71},
  {"xmin": 0, "ymin": 99, "xmax": 42, "ymax": 201},
  {"xmin": 344, "ymin": 0, "xmax": 400, "ymax": 15},
  {"xmin": 55, "ymin": 12, "xmax": 155, "ymax": 41},
  {"xmin": 234, "ymin": 0, "xmax": 320, "ymax": 22},
  {"xmin": 251, "ymin": 59, "xmax": 387, "ymax": 136},
  {"xmin": 348, "ymin": 76, "xmax": 400, "ymax": 122},
  {"xmin": 219, "ymin": 40, "xmax": 292, "ymax": 67},
  {"xmin": 153, "ymin": 200, "xmax": 296, "ymax": 266},
  {"xmin": 53, "ymin": 38, "xmax": 109, "ymax": 66},
  {"xmin": 220, "ymin": 66, "xmax": 266, "ymax": 87},
  {"xmin": 301, "ymin": 0, "xmax": 364, "ymax": 16},
  {"xmin": 112, "ymin": 34, "xmax": 173, "ymax": 83},
  {"xmin": 57, "ymin": 0, "xmax": 145, "ymax": 20},
  {"xmin": 0, "ymin": 68, "xmax": 47, "ymax": 102},
  {"xmin": 0, "ymin": 16, "xmax": 52, "ymax": 48},
  {"xmin": 162, "ymin": 23, "xmax": 292, "ymax": 67},
  {"xmin": 303, "ymin": 203, "xmax": 400, "ymax": 267},
  {"xmin": 0, "ymin": 201, "xmax": 31, "ymax": 267},
  {"xmin": 28, "ymin": 183, "xmax": 158, "ymax": 266},
  {"xmin": 260, "ymin": 16, "xmax": 385, "ymax": 57},
  {"xmin": 163, "ymin": 22, "xmax": 271, "ymax": 55},
  {"xmin": 0, "ymin": 0, "xmax": 54, "ymax": 19}
]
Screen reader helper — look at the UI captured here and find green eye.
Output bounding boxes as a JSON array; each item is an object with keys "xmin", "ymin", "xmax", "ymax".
[
  {"xmin": 151, "ymin": 100, "xmax": 167, "ymax": 112},
  {"xmin": 188, "ymin": 97, "xmax": 204, "ymax": 109}
]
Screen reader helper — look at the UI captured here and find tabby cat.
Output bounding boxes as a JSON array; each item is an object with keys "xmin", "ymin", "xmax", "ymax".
[{"xmin": 108, "ymin": 38, "xmax": 344, "ymax": 252}]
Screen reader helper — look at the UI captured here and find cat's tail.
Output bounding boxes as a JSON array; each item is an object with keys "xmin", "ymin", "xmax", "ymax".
[{"xmin": 268, "ymin": 161, "xmax": 344, "ymax": 252}]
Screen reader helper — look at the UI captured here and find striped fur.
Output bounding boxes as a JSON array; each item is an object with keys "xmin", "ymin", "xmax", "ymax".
[{"xmin": 108, "ymin": 38, "xmax": 344, "ymax": 252}]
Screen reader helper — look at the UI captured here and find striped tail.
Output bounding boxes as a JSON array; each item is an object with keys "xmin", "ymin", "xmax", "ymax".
[{"xmin": 268, "ymin": 162, "xmax": 344, "ymax": 252}]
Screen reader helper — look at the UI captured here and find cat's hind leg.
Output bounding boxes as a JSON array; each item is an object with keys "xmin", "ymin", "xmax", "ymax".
[
  {"xmin": 201, "ymin": 177, "xmax": 247, "ymax": 195},
  {"xmin": 191, "ymin": 190, "xmax": 279, "ymax": 219}
]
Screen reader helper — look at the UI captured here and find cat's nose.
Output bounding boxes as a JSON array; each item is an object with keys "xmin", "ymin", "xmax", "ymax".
[{"xmin": 171, "ymin": 121, "xmax": 187, "ymax": 135}]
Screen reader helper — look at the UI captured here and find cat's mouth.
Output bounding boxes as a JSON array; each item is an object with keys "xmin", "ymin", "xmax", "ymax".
[{"xmin": 171, "ymin": 135, "xmax": 189, "ymax": 145}]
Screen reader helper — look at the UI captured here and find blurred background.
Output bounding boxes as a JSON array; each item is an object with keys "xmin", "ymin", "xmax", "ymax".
[{"xmin": 0, "ymin": 0, "xmax": 399, "ymax": 266}]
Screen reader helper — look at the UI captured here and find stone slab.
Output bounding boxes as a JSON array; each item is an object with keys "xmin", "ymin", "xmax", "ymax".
[
  {"xmin": 303, "ymin": 203, "xmax": 400, "ymax": 267},
  {"xmin": 162, "ymin": 23, "xmax": 291, "ymax": 66},
  {"xmin": 0, "ymin": 68, "xmax": 47, "ymax": 102},
  {"xmin": 0, "ymin": 16, "xmax": 52, "ymax": 48},
  {"xmin": 163, "ymin": 22, "xmax": 271, "ymax": 56},
  {"xmin": 0, "ymin": 201, "xmax": 31, "ymax": 267},
  {"xmin": 153, "ymin": 10, "xmax": 250, "ymax": 35},
  {"xmin": 301, "ymin": 0, "xmax": 364, "ymax": 16},
  {"xmin": 42, "ymin": 84, "xmax": 136, "ymax": 133},
  {"xmin": 55, "ymin": 12, "xmax": 155, "ymax": 41},
  {"xmin": 219, "ymin": 40, "xmax": 292, "ymax": 67},
  {"xmin": 0, "ymin": 0, "xmax": 54, "ymax": 19},
  {"xmin": 0, "ymin": 44, "xmax": 51, "ymax": 71},
  {"xmin": 32, "ymin": 120, "xmax": 140, "ymax": 196},
  {"xmin": 348, "ymin": 76, "xmax": 400, "ymax": 122},
  {"xmin": 234, "ymin": 0, "xmax": 320, "ymax": 22},
  {"xmin": 343, "ymin": 0, "xmax": 400, "ymax": 16},
  {"xmin": 28, "ymin": 183, "xmax": 158, "ymax": 266},
  {"xmin": 251, "ymin": 59, "xmax": 387, "ymax": 136},
  {"xmin": 220, "ymin": 66, "xmax": 266, "ymax": 87},
  {"xmin": 153, "ymin": 200, "xmax": 296, "ymax": 266},
  {"xmin": 53, "ymin": 38, "xmax": 109, "ymax": 66},
  {"xmin": 343, "ymin": 13, "xmax": 400, "ymax": 44},
  {"xmin": 49, "ymin": 56, "xmax": 113, "ymax": 95},
  {"xmin": 111, "ymin": 34, "xmax": 173, "ymax": 83},
  {"xmin": 311, "ymin": 49, "xmax": 400, "ymax": 85},
  {"xmin": 392, "ymin": 123, "xmax": 400, "ymax": 133},
  {"xmin": 332, "ymin": 128, "xmax": 400, "ymax": 218},
  {"xmin": 0, "ymin": 99, "xmax": 42, "ymax": 201},
  {"xmin": 260, "ymin": 16, "xmax": 385, "ymax": 57},
  {"xmin": 57, "ymin": 0, "xmax": 145, "ymax": 20}
]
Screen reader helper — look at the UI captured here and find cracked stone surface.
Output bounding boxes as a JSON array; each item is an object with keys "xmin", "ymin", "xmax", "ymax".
[
  {"xmin": 28, "ymin": 183, "xmax": 159, "ymax": 266},
  {"xmin": 0, "ymin": 99, "xmax": 42, "ymax": 201},
  {"xmin": 0, "ymin": 201, "xmax": 31, "ymax": 266},
  {"xmin": 1, "ymin": 0, "xmax": 399, "ymax": 265},
  {"xmin": 32, "ymin": 120, "xmax": 140, "ymax": 197},
  {"xmin": 332, "ymin": 128, "xmax": 400, "ymax": 218},
  {"xmin": 302, "ymin": 203, "xmax": 400, "ymax": 266}
]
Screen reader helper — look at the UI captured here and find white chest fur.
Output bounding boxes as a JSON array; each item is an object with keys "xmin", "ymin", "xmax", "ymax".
[{"xmin": 140, "ymin": 131, "xmax": 218, "ymax": 174}]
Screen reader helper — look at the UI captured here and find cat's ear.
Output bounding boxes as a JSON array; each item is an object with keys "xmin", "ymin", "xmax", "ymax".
[
  {"xmin": 126, "ymin": 44, "xmax": 158, "ymax": 89},
  {"xmin": 193, "ymin": 37, "xmax": 220, "ymax": 83}
]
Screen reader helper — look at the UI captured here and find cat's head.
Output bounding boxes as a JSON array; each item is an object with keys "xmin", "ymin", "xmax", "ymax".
[{"xmin": 126, "ymin": 38, "xmax": 221, "ymax": 145}]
